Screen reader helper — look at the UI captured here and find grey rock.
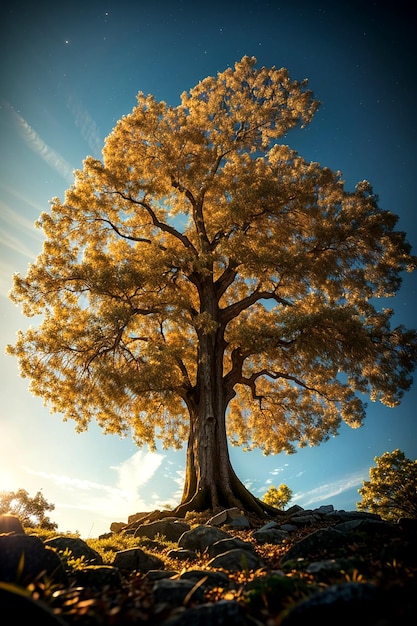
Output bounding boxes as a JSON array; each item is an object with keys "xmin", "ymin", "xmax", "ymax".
[
  {"xmin": 153, "ymin": 578, "xmax": 205, "ymax": 606},
  {"xmin": 227, "ymin": 515, "xmax": 251, "ymax": 529},
  {"xmin": 207, "ymin": 547, "xmax": 263, "ymax": 572},
  {"xmin": 113, "ymin": 547, "xmax": 164, "ymax": 572},
  {"xmin": 178, "ymin": 525, "xmax": 231, "ymax": 553},
  {"xmin": 279, "ymin": 523, "xmax": 298, "ymax": 532},
  {"xmin": 0, "ymin": 534, "xmax": 66, "ymax": 584},
  {"xmin": 281, "ymin": 582, "xmax": 379, "ymax": 624},
  {"xmin": 162, "ymin": 599, "xmax": 246, "ymax": 626},
  {"xmin": 335, "ymin": 518, "xmax": 400, "ymax": 535},
  {"xmin": 179, "ymin": 569, "xmax": 229, "ymax": 588},
  {"xmin": 0, "ymin": 513, "xmax": 25, "ymax": 534},
  {"xmin": 134, "ymin": 519, "xmax": 190, "ymax": 542},
  {"xmin": 257, "ymin": 521, "xmax": 279, "ymax": 531},
  {"xmin": 281, "ymin": 528, "xmax": 349, "ymax": 564},
  {"xmin": 252, "ymin": 528, "xmax": 288, "ymax": 544},
  {"xmin": 207, "ymin": 507, "xmax": 242, "ymax": 526},
  {"xmin": 325, "ymin": 510, "xmax": 381, "ymax": 522},
  {"xmin": 287, "ymin": 514, "xmax": 317, "ymax": 526},
  {"xmin": 207, "ymin": 536, "xmax": 255, "ymax": 558},
  {"xmin": 315, "ymin": 504, "xmax": 334, "ymax": 514},
  {"xmin": 0, "ymin": 584, "xmax": 68, "ymax": 625},
  {"xmin": 44, "ymin": 536, "xmax": 103, "ymax": 564},
  {"xmin": 72, "ymin": 564, "xmax": 122, "ymax": 589},
  {"xmin": 167, "ymin": 548, "xmax": 198, "ymax": 561}
]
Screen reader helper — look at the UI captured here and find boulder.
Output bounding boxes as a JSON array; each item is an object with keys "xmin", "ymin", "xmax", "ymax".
[
  {"xmin": 44, "ymin": 536, "xmax": 103, "ymax": 564},
  {"xmin": 207, "ymin": 536, "xmax": 255, "ymax": 558},
  {"xmin": 252, "ymin": 528, "xmax": 289, "ymax": 544},
  {"xmin": 281, "ymin": 528, "xmax": 350, "ymax": 564},
  {"xmin": 112, "ymin": 547, "xmax": 164, "ymax": 572},
  {"xmin": 207, "ymin": 547, "xmax": 263, "ymax": 572},
  {"xmin": 134, "ymin": 519, "xmax": 190, "ymax": 542},
  {"xmin": 0, "ymin": 514, "xmax": 25, "ymax": 534},
  {"xmin": 0, "ymin": 533, "xmax": 66, "ymax": 584},
  {"xmin": 178, "ymin": 525, "xmax": 231, "ymax": 553}
]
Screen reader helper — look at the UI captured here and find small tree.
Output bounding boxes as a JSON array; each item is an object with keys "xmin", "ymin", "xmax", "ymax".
[
  {"xmin": 262, "ymin": 484, "xmax": 293, "ymax": 510},
  {"xmin": 357, "ymin": 449, "xmax": 417, "ymax": 522},
  {"xmin": 7, "ymin": 56, "xmax": 417, "ymax": 517},
  {"xmin": 0, "ymin": 488, "xmax": 58, "ymax": 530}
]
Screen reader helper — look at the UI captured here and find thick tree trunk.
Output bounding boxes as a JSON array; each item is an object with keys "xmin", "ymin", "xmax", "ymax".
[{"xmin": 171, "ymin": 297, "xmax": 281, "ymax": 519}]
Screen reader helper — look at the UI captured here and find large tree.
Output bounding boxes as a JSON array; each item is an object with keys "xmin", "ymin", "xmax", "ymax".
[{"xmin": 8, "ymin": 57, "xmax": 417, "ymax": 517}]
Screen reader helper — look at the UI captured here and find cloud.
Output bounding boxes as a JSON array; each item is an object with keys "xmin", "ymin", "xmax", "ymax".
[
  {"xmin": 292, "ymin": 469, "xmax": 367, "ymax": 507},
  {"xmin": 66, "ymin": 93, "xmax": 102, "ymax": 157},
  {"xmin": 3, "ymin": 100, "xmax": 74, "ymax": 183},
  {"xmin": 22, "ymin": 450, "xmax": 166, "ymax": 529}
]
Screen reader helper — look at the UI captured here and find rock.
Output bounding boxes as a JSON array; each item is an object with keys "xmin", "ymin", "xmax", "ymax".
[
  {"xmin": 153, "ymin": 578, "xmax": 205, "ymax": 606},
  {"xmin": 207, "ymin": 547, "xmax": 263, "ymax": 572},
  {"xmin": 112, "ymin": 547, "xmax": 164, "ymax": 572},
  {"xmin": 161, "ymin": 599, "xmax": 246, "ymax": 626},
  {"xmin": 0, "ymin": 513, "xmax": 25, "ymax": 534},
  {"xmin": 281, "ymin": 527, "xmax": 350, "ymax": 564},
  {"xmin": 335, "ymin": 518, "xmax": 400, "ymax": 536},
  {"xmin": 207, "ymin": 536, "xmax": 255, "ymax": 558},
  {"xmin": 0, "ymin": 533, "xmax": 66, "ymax": 584},
  {"xmin": 72, "ymin": 564, "xmax": 123, "ymax": 589},
  {"xmin": 252, "ymin": 528, "xmax": 289, "ymax": 544},
  {"xmin": 207, "ymin": 507, "xmax": 248, "ymax": 527},
  {"xmin": 178, "ymin": 525, "xmax": 231, "ymax": 553},
  {"xmin": 44, "ymin": 536, "xmax": 103, "ymax": 564},
  {"xmin": 0, "ymin": 583, "xmax": 67, "ymax": 625},
  {"xmin": 134, "ymin": 519, "xmax": 190, "ymax": 542},
  {"xmin": 315, "ymin": 504, "xmax": 334, "ymax": 514},
  {"xmin": 179, "ymin": 569, "xmax": 229, "ymax": 589},
  {"xmin": 110, "ymin": 521, "xmax": 126, "ymax": 533},
  {"xmin": 227, "ymin": 515, "xmax": 251, "ymax": 529},
  {"xmin": 281, "ymin": 582, "xmax": 379, "ymax": 624},
  {"xmin": 167, "ymin": 548, "xmax": 198, "ymax": 561}
]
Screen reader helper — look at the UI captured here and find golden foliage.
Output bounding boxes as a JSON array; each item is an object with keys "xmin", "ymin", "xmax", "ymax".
[{"xmin": 7, "ymin": 56, "xmax": 417, "ymax": 454}]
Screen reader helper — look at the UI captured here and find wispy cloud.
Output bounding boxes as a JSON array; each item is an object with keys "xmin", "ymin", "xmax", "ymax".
[
  {"xmin": 292, "ymin": 469, "xmax": 367, "ymax": 507},
  {"xmin": 22, "ymin": 450, "xmax": 166, "ymax": 527},
  {"xmin": 66, "ymin": 92, "xmax": 102, "ymax": 157},
  {"xmin": 3, "ymin": 100, "xmax": 74, "ymax": 183}
]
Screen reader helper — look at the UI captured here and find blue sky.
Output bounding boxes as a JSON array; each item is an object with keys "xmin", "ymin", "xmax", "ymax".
[{"xmin": 1, "ymin": 0, "xmax": 416, "ymax": 537}]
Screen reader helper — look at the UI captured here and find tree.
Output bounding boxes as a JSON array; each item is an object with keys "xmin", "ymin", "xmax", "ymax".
[
  {"xmin": 357, "ymin": 449, "xmax": 417, "ymax": 522},
  {"xmin": 262, "ymin": 484, "xmax": 292, "ymax": 510},
  {"xmin": 7, "ymin": 57, "xmax": 417, "ymax": 518},
  {"xmin": 0, "ymin": 488, "xmax": 58, "ymax": 530}
]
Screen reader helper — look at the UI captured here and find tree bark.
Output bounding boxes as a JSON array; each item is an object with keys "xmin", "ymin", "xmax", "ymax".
[{"xmin": 171, "ymin": 288, "xmax": 281, "ymax": 519}]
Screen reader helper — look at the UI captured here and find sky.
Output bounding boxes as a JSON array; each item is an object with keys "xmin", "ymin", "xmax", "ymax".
[{"xmin": 0, "ymin": 0, "xmax": 416, "ymax": 538}]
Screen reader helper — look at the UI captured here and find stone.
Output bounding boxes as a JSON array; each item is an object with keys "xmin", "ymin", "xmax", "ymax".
[
  {"xmin": 112, "ymin": 547, "xmax": 164, "ymax": 572},
  {"xmin": 72, "ymin": 564, "xmax": 123, "ymax": 589},
  {"xmin": 179, "ymin": 568, "xmax": 229, "ymax": 589},
  {"xmin": 207, "ymin": 507, "xmax": 242, "ymax": 526},
  {"xmin": 252, "ymin": 528, "xmax": 289, "ymax": 544},
  {"xmin": 110, "ymin": 521, "xmax": 125, "ymax": 533},
  {"xmin": 207, "ymin": 547, "xmax": 263, "ymax": 572},
  {"xmin": 178, "ymin": 525, "xmax": 231, "ymax": 553},
  {"xmin": 227, "ymin": 515, "xmax": 251, "ymax": 529},
  {"xmin": 44, "ymin": 536, "xmax": 103, "ymax": 564},
  {"xmin": 335, "ymin": 518, "xmax": 400, "ymax": 536},
  {"xmin": 0, "ymin": 513, "xmax": 25, "ymax": 534},
  {"xmin": 281, "ymin": 528, "xmax": 350, "ymax": 564},
  {"xmin": 0, "ymin": 533, "xmax": 66, "ymax": 584},
  {"xmin": 281, "ymin": 582, "xmax": 379, "ymax": 624},
  {"xmin": 167, "ymin": 548, "xmax": 198, "ymax": 561},
  {"xmin": 207, "ymin": 536, "xmax": 255, "ymax": 558},
  {"xmin": 161, "ymin": 599, "xmax": 246, "ymax": 626},
  {"xmin": 0, "ymin": 583, "xmax": 67, "ymax": 625},
  {"xmin": 315, "ymin": 504, "xmax": 334, "ymax": 514},
  {"xmin": 153, "ymin": 578, "xmax": 205, "ymax": 606},
  {"xmin": 134, "ymin": 519, "xmax": 190, "ymax": 542}
]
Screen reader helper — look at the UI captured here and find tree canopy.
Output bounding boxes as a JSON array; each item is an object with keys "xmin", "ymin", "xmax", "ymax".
[
  {"xmin": 262, "ymin": 484, "xmax": 293, "ymax": 510},
  {"xmin": 7, "ymin": 56, "xmax": 417, "ymax": 515},
  {"xmin": 0, "ymin": 488, "xmax": 58, "ymax": 530},
  {"xmin": 357, "ymin": 449, "xmax": 417, "ymax": 521}
]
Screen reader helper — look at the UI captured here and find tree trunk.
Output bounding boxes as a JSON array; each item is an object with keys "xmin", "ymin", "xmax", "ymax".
[{"xmin": 171, "ymin": 298, "xmax": 281, "ymax": 519}]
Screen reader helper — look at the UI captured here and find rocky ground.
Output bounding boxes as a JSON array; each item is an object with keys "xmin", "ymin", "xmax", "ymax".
[{"xmin": 1, "ymin": 505, "xmax": 416, "ymax": 624}]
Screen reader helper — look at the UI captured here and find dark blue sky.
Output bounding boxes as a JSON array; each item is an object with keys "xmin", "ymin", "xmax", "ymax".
[{"xmin": 1, "ymin": 0, "xmax": 416, "ymax": 536}]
